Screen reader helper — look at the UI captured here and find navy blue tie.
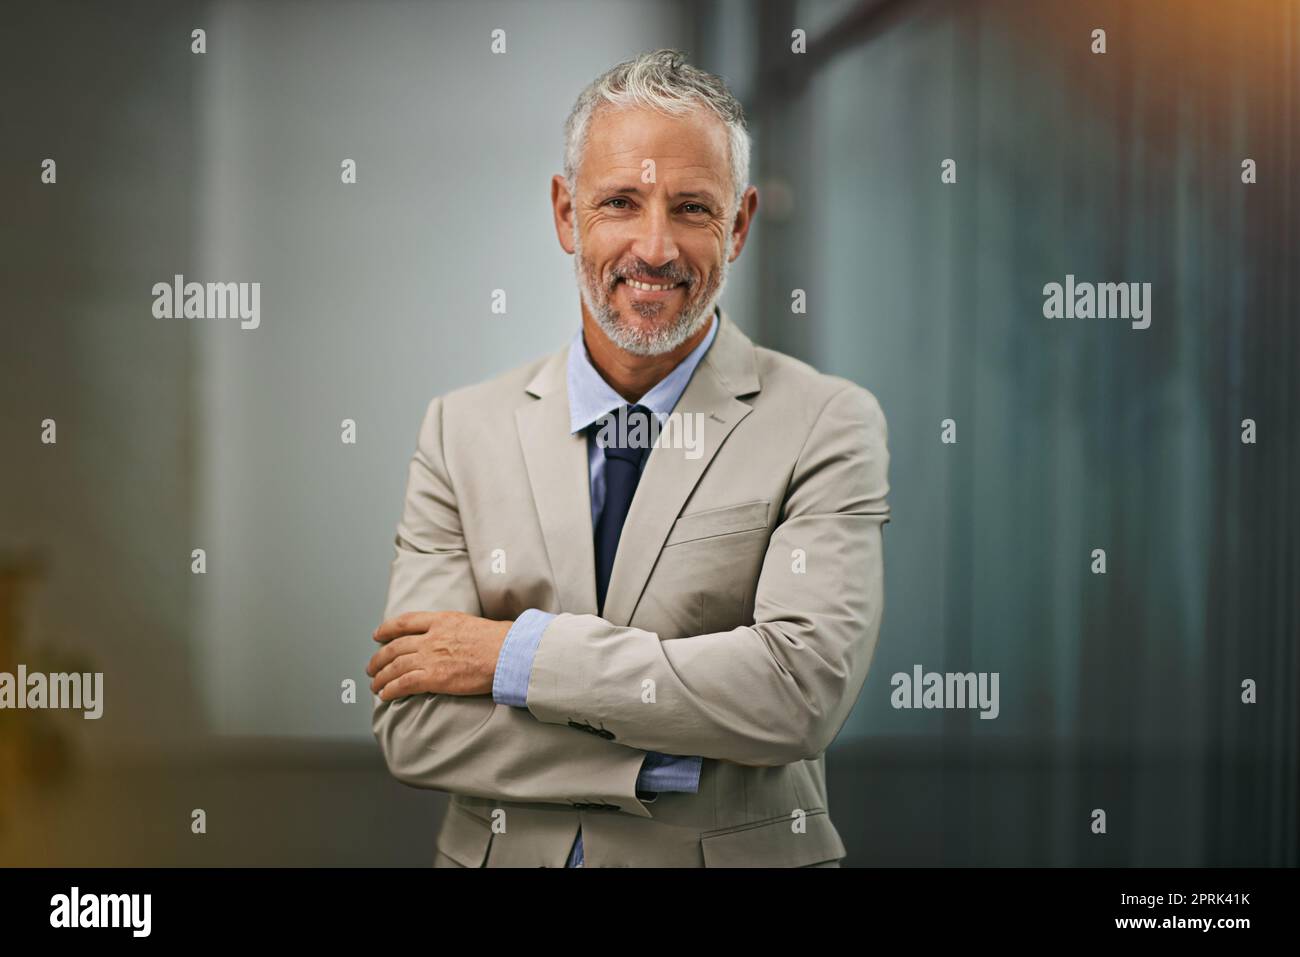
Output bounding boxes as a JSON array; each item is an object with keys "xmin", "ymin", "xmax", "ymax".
[{"xmin": 593, "ymin": 404, "xmax": 653, "ymax": 616}]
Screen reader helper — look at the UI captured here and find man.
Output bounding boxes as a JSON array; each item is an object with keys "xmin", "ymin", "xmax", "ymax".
[{"xmin": 368, "ymin": 49, "xmax": 890, "ymax": 867}]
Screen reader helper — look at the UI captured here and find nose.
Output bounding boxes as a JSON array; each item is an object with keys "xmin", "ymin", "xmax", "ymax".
[{"xmin": 628, "ymin": 205, "xmax": 679, "ymax": 269}]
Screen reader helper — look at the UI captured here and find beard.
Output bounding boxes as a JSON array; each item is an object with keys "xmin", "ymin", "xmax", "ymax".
[{"xmin": 573, "ymin": 229, "xmax": 729, "ymax": 357}]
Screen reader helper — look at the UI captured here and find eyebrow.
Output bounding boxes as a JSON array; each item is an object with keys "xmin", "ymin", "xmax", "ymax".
[{"xmin": 593, "ymin": 184, "xmax": 722, "ymax": 207}]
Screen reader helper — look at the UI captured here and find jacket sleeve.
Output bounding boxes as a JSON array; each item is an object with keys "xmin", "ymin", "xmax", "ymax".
[
  {"xmin": 370, "ymin": 395, "xmax": 655, "ymax": 817},
  {"xmin": 522, "ymin": 384, "xmax": 891, "ymax": 767},
  {"xmin": 493, "ymin": 607, "xmax": 704, "ymax": 794}
]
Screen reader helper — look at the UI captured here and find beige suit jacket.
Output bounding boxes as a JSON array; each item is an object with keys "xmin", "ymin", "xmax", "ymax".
[{"xmin": 372, "ymin": 310, "xmax": 891, "ymax": 866}]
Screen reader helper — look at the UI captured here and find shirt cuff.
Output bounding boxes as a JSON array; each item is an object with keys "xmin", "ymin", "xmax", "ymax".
[
  {"xmin": 636, "ymin": 751, "xmax": 703, "ymax": 794},
  {"xmin": 492, "ymin": 609, "xmax": 556, "ymax": 708}
]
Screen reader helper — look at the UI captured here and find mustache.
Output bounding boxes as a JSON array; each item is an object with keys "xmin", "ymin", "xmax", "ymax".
[{"xmin": 607, "ymin": 260, "xmax": 695, "ymax": 288}]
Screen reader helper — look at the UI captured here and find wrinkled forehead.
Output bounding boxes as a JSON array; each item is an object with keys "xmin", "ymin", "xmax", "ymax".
[{"xmin": 577, "ymin": 104, "xmax": 731, "ymax": 191}]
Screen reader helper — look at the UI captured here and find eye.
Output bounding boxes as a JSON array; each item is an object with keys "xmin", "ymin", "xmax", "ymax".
[
  {"xmin": 681, "ymin": 202, "xmax": 710, "ymax": 215},
  {"xmin": 603, "ymin": 197, "xmax": 631, "ymax": 209}
]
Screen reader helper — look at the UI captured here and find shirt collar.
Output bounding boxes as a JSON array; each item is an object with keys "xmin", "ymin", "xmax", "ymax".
[{"xmin": 566, "ymin": 308, "xmax": 719, "ymax": 435}]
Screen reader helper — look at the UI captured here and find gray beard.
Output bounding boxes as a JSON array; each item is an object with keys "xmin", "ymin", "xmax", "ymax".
[{"xmin": 574, "ymin": 231, "xmax": 729, "ymax": 357}]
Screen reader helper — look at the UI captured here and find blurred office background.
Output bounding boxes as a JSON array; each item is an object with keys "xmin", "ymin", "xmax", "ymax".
[{"xmin": 1, "ymin": 0, "xmax": 1295, "ymax": 865}]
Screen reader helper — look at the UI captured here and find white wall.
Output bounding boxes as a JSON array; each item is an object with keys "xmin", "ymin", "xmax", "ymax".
[{"xmin": 194, "ymin": 0, "xmax": 691, "ymax": 736}]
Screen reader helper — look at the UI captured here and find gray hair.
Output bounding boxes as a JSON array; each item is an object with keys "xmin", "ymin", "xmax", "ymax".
[{"xmin": 563, "ymin": 49, "xmax": 750, "ymax": 213}]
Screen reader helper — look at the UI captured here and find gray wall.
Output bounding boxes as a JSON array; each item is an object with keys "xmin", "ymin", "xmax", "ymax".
[
  {"xmin": 0, "ymin": 0, "xmax": 204, "ymax": 756},
  {"xmin": 191, "ymin": 0, "xmax": 690, "ymax": 736}
]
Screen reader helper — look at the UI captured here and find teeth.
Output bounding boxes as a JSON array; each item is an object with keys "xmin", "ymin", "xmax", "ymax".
[{"xmin": 624, "ymin": 279, "xmax": 679, "ymax": 292}]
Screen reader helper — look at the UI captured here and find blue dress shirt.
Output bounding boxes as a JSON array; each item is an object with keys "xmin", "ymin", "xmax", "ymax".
[{"xmin": 491, "ymin": 310, "xmax": 717, "ymax": 866}]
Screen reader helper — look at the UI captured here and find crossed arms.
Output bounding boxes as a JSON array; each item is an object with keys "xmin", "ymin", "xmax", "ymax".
[{"xmin": 371, "ymin": 385, "xmax": 890, "ymax": 812}]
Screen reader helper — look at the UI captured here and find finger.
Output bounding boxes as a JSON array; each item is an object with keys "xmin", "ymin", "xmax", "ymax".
[
  {"xmin": 366, "ymin": 633, "xmax": 422, "ymax": 676},
  {"xmin": 370, "ymin": 652, "xmax": 420, "ymax": 694},
  {"xmin": 378, "ymin": 669, "xmax": 429, "ymax": 701},
  {"xmin": 373, "ymin": 611, "xmax": 437, "ymax": 643}
]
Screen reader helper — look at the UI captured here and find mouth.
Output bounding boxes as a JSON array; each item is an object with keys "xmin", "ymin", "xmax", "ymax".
[{"xmin": 614, "ymin": 275, "xmax": 688, "ymax": 300}]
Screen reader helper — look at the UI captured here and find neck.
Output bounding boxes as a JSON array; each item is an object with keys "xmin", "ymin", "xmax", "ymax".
[{"xmin": 580, "ymin": 309, "xmax": 715, "ymax": 403}]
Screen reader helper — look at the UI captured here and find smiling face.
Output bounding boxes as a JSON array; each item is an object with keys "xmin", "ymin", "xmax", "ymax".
[{"xmin": 553, "ymin": 105, "xmax": 757, "ymax": 357}]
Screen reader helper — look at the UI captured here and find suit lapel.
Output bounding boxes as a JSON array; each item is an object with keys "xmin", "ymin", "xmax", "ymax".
[
  {"xmin": 516, "ymin": 351, "xmax": 598, "ymax": 615},
  {"xmin": 516, "ymin": 311, "xmax": 762, "ymax": 625},
  {"xmin": 601, "ymin": 311, "xmax": 761, "ymax": 626}
]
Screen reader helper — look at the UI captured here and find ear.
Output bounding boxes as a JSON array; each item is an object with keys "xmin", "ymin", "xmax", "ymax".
[
  {"xmin": 727, "ymin": 185, "xmax": 760, "ymax": 262},
  {"xmin": 552, "ymin": 174, "xmax": 576, "ymax": 254}
]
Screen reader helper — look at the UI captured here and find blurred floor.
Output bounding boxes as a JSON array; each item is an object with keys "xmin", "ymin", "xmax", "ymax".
[
  {"xmin": 1, "ymin": 735, "xmax": 1274, "ymax": 866},
  {"xmin": 0, "ymin": 738, "xmax": 443, "ymax": 867}
]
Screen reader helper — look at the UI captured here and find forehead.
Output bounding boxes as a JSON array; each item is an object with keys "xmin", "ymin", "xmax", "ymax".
[{"xmin": 579, "ymin": 105, "xmax": 730, "ymax": 187}]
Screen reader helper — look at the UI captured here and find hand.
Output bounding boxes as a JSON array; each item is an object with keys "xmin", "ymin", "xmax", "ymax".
[{"xmin": 367, "ymin": 610, "xmax": 513, "ymax": 700}]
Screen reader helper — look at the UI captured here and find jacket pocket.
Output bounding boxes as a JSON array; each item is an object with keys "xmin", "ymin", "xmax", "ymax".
[
  {"xmin": 699, "ymin": 809, "xmax": 846, "ymax": 868},
  {"xmin": 664, "ymin": 500, "xmax": 769, "ymax": 547},
  {"xmin": 434, "ymin": 803, "xmax": 494, "ymax": 867}
]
